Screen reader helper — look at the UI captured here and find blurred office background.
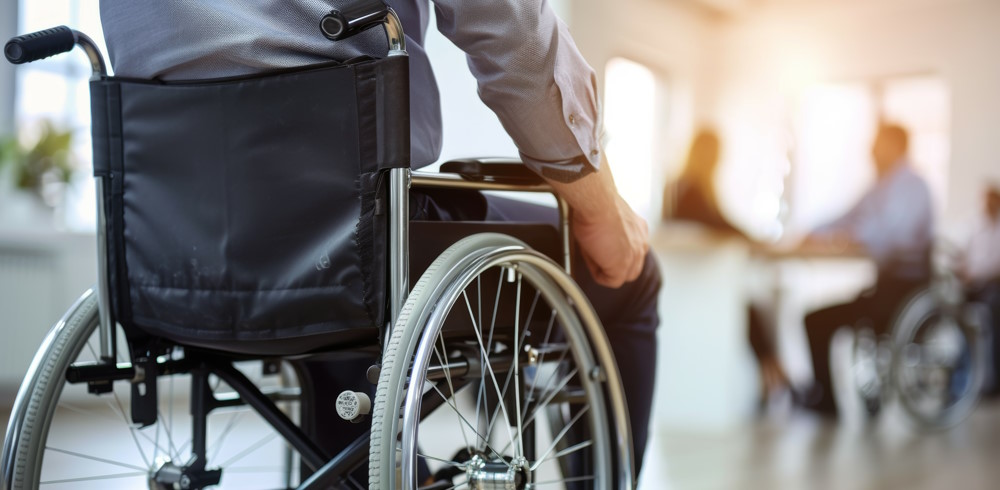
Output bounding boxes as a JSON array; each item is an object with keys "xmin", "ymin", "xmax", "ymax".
[{"xmin": 2, "ymin": 0, "xmax": 1000, "ymax": 488}]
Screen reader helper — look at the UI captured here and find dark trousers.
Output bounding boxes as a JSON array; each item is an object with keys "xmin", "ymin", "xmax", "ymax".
[
  {"xmin": 304, "ymin": 188, "xmax": 662, "ymax": 477},
  {"xmin": 969, "ymin": 279, "xmax": 1000, "ymax": 392},
  {"xmin": 803, "ymin": 276, "xmax": 924, "ymax": 415}
]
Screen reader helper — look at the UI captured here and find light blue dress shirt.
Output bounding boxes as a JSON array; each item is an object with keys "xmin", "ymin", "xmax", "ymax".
[
  {"xmin": 813, "ymin": 160, "xmax": 934, "ymax": 276},
  {"xmin": 98, "ymin": 0, "xmax": 602, "ymax": 181}
]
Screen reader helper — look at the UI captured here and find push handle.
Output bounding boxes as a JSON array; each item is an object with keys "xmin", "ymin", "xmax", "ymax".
[
  {"xmin": 320, "ymin": 0, "xmax": 390, "ymax": 41},
  {"xmin": 4, "ymin": 25, "xmax": 76, "ymax": 64}
]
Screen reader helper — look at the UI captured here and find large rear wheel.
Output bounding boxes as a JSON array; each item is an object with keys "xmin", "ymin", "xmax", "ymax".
[
  {"xmin": 1, "ymin": 290, "xmax": 311, "ymax": 489},
  {"xmin": 369, "ymin": 233, "xmax": 633, "ymax": 490}
]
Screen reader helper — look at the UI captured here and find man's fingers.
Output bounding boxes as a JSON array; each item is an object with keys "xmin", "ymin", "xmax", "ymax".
[
  {"xmin": 625, "ymin": 254, "xmax": 643, "ymax": 283},
  {"xmin": 583, "ymin": 251, "xmax": 638, "ymax": 289},
  {"xmin": 583, "ymin": 253, "xmax": 626, "ymax": 288}
]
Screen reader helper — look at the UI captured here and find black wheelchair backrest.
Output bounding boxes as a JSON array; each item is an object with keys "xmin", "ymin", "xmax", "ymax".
[{"xmin": 90, "ymin": 57, "xmax": 409, "ymax": 355}]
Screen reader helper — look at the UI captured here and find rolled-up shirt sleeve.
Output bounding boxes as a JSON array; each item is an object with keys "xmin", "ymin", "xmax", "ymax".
[{"xmin": 432, "ymin": 0, "xmax": 602, "ymax": 182}]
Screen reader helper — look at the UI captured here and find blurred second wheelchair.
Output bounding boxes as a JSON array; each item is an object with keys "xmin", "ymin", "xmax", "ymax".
[{"xmin": 847, "ymin": 242, "xmax": 991, "ymax": 429}]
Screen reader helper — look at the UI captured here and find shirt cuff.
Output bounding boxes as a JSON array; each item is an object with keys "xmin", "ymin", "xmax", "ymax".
[{"xmin": 521, "ymin": 153, "xmax": 597, "ymax": 183}]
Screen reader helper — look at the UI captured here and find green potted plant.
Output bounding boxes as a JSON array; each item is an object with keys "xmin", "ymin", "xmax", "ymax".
[{"xmin": 0, "ymin": 120, "xmax": 75, "ymax": 207}]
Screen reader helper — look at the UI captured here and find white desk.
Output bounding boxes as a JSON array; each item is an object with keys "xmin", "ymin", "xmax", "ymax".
[{"xmin": 650, "ymin": 225, "xmax": 759, "ymax": 431}]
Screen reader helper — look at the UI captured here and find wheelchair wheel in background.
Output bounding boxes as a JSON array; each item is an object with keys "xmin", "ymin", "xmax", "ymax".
[
  {"xmin": 890, "ymin": 288, "xmax": 984, "ymax": 429},
  {"xmin": 1, "ymin": 290, "xmax": 309, "ymax": 489},
  {"xmin": 851, "ymin": 327, "xmax": 887, "ymax": 417},
  {"xmin": 370, "ymin": 233, "xmax": 632, "ymax": 490}
]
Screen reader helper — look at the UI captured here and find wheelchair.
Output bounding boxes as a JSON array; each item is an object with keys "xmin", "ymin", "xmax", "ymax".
[
  {"xmin": 1, "ymin": 3, "xmax": 634, "ymax": 489},
  {"xmin": 849, "ymin": 243, "xmax": 989, "ymax": 429}
]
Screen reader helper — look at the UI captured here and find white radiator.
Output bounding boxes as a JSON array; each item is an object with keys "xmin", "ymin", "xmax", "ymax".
[{"xmin": 0, "ymin": 231, "xmax": 96, "ymax": 397}]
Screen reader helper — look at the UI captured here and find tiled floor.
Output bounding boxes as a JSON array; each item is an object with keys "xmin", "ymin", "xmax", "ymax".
[
  {"xmin": 3, "ymin": 398, "xmax": 1000, "ymax": 488},
  {"xmin": 638, "ymin": 400, "xmax": 1000, "ymax": 490}
]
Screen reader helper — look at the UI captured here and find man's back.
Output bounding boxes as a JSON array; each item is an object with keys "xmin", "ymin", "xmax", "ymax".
[{"xmin": 99, "ymin": 0, "xmax": 602, "ymax": 180}]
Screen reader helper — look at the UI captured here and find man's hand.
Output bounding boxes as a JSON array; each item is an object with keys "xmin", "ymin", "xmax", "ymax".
[
  {"xmin": 544, "ymin": 158, "xmax": 650, "ymax": 288},
  {"xmin": 572, "ymin": 194, "xmax": 649, "ymax": 287}
]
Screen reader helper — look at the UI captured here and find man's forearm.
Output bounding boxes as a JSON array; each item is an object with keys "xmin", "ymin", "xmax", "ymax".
[
  {"xmin": 543, "ymin": 158, "xmax": 620, "ymax": 225},
  {"xmin": 542, "ymin": 158, "xmax": 650, "ymax": 287}
]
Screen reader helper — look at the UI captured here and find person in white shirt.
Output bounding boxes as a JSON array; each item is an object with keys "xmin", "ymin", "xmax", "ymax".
[
  {"xmin": 964, "ymin": 185, "xmax": 1000, "ymax": 393},
  {"xmin": 963, "ymin": 185, "xmax": 1000, "ymax": 288}
]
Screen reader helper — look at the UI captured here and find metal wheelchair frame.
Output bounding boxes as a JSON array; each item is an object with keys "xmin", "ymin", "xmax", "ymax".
[{"xmin": 2, "ymin": 5, "xmax": 632, "ymax": 490}]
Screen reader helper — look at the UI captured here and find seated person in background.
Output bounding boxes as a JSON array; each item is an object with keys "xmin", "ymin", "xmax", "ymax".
[
  {"xmin": 663, "ymin": 128, "xmax": 790, "ymax": 404},
  {"xmin": 801, "ymin": 123, "xmax": 934, "ymax": 417},
  {"xmin": 663, "ymin": 129, "xmax": 743, "ymax": 235},
  {"xmin": 961, "ymin": 184, "xmax": 1000, "ymax": 393}
]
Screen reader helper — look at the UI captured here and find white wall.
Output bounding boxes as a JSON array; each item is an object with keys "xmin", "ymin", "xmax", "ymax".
[
  {"xmin": 569, "ymin": 0, "xmax": 720, "ymax": 228},
  {"xmin": 426, "ymin": 0, "xmax": 572, "ymax": 165}
]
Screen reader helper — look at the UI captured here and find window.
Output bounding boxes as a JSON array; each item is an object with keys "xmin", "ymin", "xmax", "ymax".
[
  {"xmin": 604, "ymin": 57, "xmax": 660, "ymax": 222},
  {"xmin": 14, "ymin": 0, "xmax": 106, "ymax": 231}
]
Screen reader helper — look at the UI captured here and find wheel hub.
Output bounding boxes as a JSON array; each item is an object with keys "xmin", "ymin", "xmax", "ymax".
[
  {"xmin": 466, "ymin": 455, "xmax": 531, "ymax": 490},
  {"xmin": 150, "ymin": 459, "xmax": 222, "ymax": 490}
]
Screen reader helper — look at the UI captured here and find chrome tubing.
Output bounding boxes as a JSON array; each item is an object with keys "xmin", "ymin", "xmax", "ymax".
[
  {"xmin": 411, "ymin": 172, "xmax": 572, "ymax": 273},
  {"xmin": 94, "ymin": 178, "xmax": 115, "ymax": 362},
  {"xmin": 388, "ymin": 168, "xmax": 411, "ymax": 335},
  {"xmin": 73, "ymin": 30, "xmax": 106, "ymax": 80},
  {"xmin": 556, "ymin": 196, "xmax": 572, "ymax": 275},
  {"xmin": 384, "ymin": 8, "xmax": 407, "ymax": 56},
  {"xmin": 73, "ymin": 30, "xmax": 114, "ymax": 361}
]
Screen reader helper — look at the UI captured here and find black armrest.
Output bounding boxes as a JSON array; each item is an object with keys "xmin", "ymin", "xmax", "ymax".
[{"xmin": 439, "ymin": 158, "xmax": 544, "ymax": 185}]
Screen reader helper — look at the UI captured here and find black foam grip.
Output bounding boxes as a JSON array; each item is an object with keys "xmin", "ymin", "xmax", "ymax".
[
  {"xmin": 320, "ymin": 0, "xmax": 389, "ymax": 41},
  {"xmin": 5, "ymin": 26, "xmax": 76, "ymax": 65}
]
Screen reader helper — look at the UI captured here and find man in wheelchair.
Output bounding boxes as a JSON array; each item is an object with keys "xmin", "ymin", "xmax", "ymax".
[
  {"xmin": 962, "ymin": 184, "xmax": 1000, "ymax": 394},
  {"xmin": 799, "ymin": 124, "xmax": 934, "ymax": 417},
  {"xmin": 3, "ymin": 1, "xmax": 661, "ymax": 489}
]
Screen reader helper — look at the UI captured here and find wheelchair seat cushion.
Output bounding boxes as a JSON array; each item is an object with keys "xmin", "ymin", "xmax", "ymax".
[{"xmin": 89, "ymin": 56, "xmax": 409, "ymax": 355}]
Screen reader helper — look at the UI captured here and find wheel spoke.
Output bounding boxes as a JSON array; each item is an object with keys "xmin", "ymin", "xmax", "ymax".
[
  {"xmin": 529, "ymin": 475, "xmax": 595, "ymax": 487},
  {"xmin": 475, "ymin": 276, "xmax": 485, "ymax": 438},
  {"xmin": 44, "ymin": 447, "xmax": 147, "ymax": 472},
  {"xmin": 218, "ymin": 432, "xmax": 279, "ymax": 467},
  {"xmin": 63, "ymin": 397, "xmax": 170, "ymax": 460},
  {"xmin": 433, "ymin": 336, "xmax": 474, "ymax": 455},
  {"xmin": 522, "ymin": 311, "xmax": 558, "ymax": 422},
  {"xmin": 513, "ymin": 272, "xmax": 525, "ymax": 459},
  {"xmin": 539, "ymin": 439, "xmax": 593, "ymax": 465},
  {"xmin": 497, "ymin": 367, "xmax": 579, "ymax": 457},
  {"xmin": 530, "ymin": 418, "xmax": 593, "ymax": 472},
  {"xmin": 110, "ymin": 385, "xmax": 152, "ymax": 469},
  {"xmin": 530, "ymin": 405, "xmax": 590, "ymax": 471},
  {"xmin": 417, "ymin": 452, "xmax": 468, "ymax": 469},
  {"xmin": 209, "ymin": 411, "xmax": 245, "ymax": 463},
  {"xmin": 462, "ymin": 290, "xmax": 517, "ymax": 456},
  {"xmin": 483, "ymin": 270, "xmax": 505, "ymax": 443},
  {"xmin": 427, "ymin": 382, "xmax": 506, "ymax": 462},
  {"xmin": 40, "ymin": 472, "xmax": 148, "ymax": 485},
  {"xmin": 168, "ymin": 373, "xmax": 177, "ymax": 459},
  {"xmin": 523, "ymin": 366, "xmax": 577, "ymax": 430},
  {"xmin": 157, "ymin": 408, "xmax": 180, "ymax": 461}
]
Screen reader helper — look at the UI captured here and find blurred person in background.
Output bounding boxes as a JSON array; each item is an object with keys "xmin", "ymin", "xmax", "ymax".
[
  {"xmin": 800, "ymin": 123, "xmax": 934, "ymax": 417},
  {"xmin": 663, "ymin": 128, "xmax": 790, "ymax": 405},
  {"xmin": 962, "ymin": 184, "xmax": 1000, "ymax": 394}
]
